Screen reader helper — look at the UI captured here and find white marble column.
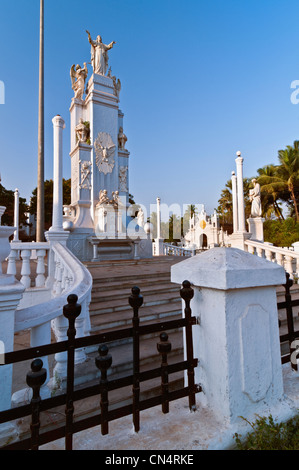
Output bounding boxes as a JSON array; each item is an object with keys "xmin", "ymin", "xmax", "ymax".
[
  {"xmin": 156, "ymin": 197, "xmax": 161, "ymax": 239},
  {"xmin": 0, "ymin": 225, "xmax": 25, "ymax": 412},
  {"xmin": 154, "ymin": 197, "xmax": 164, "ymax": 256},
  {"xmin": 50, "ymin": 115, "xmax": 65, "ymax": 232},
  {"xmin": 13, "ymin": 189, "xmax": 20, "ymax": 242},
  {"xmin": 235, "ymin": 151, "xmax": 246, "ymax": 232},
  {"xmin": 231, "ymin": 172, "xmax": 238, "ymax": 234}
]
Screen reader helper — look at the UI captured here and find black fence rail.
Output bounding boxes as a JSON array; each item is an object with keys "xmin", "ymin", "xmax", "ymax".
[
  {"xmin": 0, "ymin": 280, "xmax": 200, "ymax": 451},
  {"xmin": 278, "ymin": 273, "xmax": 299, "ymax": 371}
]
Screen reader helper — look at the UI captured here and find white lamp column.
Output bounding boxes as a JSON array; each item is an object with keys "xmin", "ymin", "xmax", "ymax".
[
  {"xmin": 157, "ymin": 197, "xmax": 161, "ymax": 239},
  {"xmin": 50, "ymin": 115, "xmax": 65, "ymax": 232},
  {"xmin": 154, "ymin": 197, "xmax": 164, "ymax": 256},
  {"xmin": 235, "ymin": 151, "xmax": 246, "ymax": 232},
  {"xmin": 231, "ymin": 171, "xmax": 238, "ymax": 234},
  {"xmin": 46, "ymin": 115, "xmax": 69, "ymax": 284},
  {"xmin": 13, "ymin": 189, "xmax": 20, "ymax": 242}
]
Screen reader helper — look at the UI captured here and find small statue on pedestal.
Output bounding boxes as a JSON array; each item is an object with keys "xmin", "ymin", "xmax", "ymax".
[
  {"xmin": 249, "ymin": 179, "xmax": 262, "ymax": 218},
  {"xmin": 98, "ymin": 189, "xmax": 109, "ymax": 206},
  {"xmin": 70, "ymin": 63, "xmax": 88, "ymax": 100},
  {"xmin": 75, "ymin": 118, "xmax": 90, "ymax": 143},
  {"xmin": 118, "ymin": 127, "xmax": 127, "ymax": 149}
]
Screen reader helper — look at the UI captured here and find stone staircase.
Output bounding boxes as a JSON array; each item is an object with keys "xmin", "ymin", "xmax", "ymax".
[
  {"xmin": 85, "ymin": 256, "xmax": 185, "ymax": 382},
  {"xmin": 85, "ymin": 258, "xmax": 299, "ymax": 378}
]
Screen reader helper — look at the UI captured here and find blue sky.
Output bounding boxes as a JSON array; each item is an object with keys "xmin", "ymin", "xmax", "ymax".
[{"xmin": 1, "ymin": 0, "xmax": 299, "ymax": 216}]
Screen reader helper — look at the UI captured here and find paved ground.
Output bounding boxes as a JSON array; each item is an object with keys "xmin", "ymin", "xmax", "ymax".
[{"xmin": 40, "ymin": 364, "xmax": 299, "ymax": 451}]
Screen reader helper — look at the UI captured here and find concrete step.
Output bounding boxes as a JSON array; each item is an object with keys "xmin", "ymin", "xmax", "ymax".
[
  {"xmin": 91, "ymin": 272, "xmax": 172, "ymax": 288},
  {"xmin": 90, "ymin": 291, "xmax": 181, "ymax": 316},
  {"xmin": 91, "ymin": 282, "xmax": 179, "ymax": 303},
  {"xmin": 74, "ymin": 328, "xmax": 185, "ymax": 386},
  {"xmin": 85, "ymin": 256, "xmax": 180, "ymax": 269},
  {"xmin": 90, "ymin": 313, "xmax": 183, "ymax": 348}
]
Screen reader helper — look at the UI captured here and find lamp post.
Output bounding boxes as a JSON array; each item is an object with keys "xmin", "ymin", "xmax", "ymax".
[{"xmin": 36, "ymin": 0, "xmax": 45, "ymax": 242}]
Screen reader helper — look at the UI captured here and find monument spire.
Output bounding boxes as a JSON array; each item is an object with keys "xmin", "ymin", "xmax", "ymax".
[{"xmin": 36, "ymin": 0, "xmax": 45, "ymax": 242}]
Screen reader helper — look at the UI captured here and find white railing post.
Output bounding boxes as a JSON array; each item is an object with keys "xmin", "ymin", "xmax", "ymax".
[
  {"xmin": 285, "ymin": 255, "xmax": 294, "ymax": 279},
  {"xmin": 20, "ymin": 249, "xmax": 31, "ymax": 289},
  {"xmin": 35, "ymin": 249, "xmax": 47, "ymax": 287},
  {"xmin": 51, "ymin": 315, "xmax": 69, "ymax": 383},
  {"xmin": 0, "ymin": 279, "xmax": 25, "ymax": 412},
  {"xmin": 171, "ymin": 247, "xmax": 286, "ymax": 425},
  {"xmin": 0, "ymin": 224, "xmax": 25, "ymax": 416},
  {"xmin": 6, "ymin": 250, "xmax": 17, "ymax": 277}
]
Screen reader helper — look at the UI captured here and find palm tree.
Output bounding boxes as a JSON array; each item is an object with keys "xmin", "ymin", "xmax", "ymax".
[
  {"xmin": 256, "ymin": 165, "xmax": 285, "ymax": 220},
  {"xmin": 217, "ymin": 178, "xmax": 252, "ymax": 227},
  {"xmin": 257, "ymin": 142, "xmax": 299, "ymax": 222},
  {"xmin": 277, "ymin": 142, "xmax": 299, "ymax": 221}
]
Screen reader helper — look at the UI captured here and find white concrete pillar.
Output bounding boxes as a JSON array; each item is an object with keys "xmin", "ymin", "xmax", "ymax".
[
  {"xmin": 231, "ymin": 171, "xmax": 238, "ymax": 234},
  {"xmin": 0, "ymin": 225, "xmax": 25, "ymax": 411},
  {"xmin": 156, "ymin": 197, "xmax": 161, "ymax": 239},
  {"xmin": 154, "ymin": 197, "xmax": 164, "ymax": 256},
  {"xmin": 235, "ymin": 151, "xmax": 246, "ymax": 232},
  {"xmin": 50, "ymin": 115, "xmax": 65, "ymax": 232},
  {"xmin": 13, "ymin": 189, "xmax": 20, "ymax": 242},
  {"xmin": 171, "ymin": 247, "xmax": 286, "ymax": 425}
]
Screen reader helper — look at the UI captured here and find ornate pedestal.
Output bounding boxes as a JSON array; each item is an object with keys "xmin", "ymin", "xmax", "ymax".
[{"xmin": 247, "ymin": 217, "xmax": 264, "ymax": 242}]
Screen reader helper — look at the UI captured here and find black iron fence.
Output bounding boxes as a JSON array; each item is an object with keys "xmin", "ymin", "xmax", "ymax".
[
  {"xmin": 0, "ymin": 280, "xmax": 200, "ymax": 451},
  {"xmin": 278, "ymin": 273, "xmax": 299, "ymax": 371}
]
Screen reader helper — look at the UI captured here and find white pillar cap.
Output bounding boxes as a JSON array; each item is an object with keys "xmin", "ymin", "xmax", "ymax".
[
  {"xmin": 52, "ymin": 115, "xmax": 65, "ymax": 128},
  {"xmin": 171, "ymin": 247, "xmax": 286, "ymax": 290}
]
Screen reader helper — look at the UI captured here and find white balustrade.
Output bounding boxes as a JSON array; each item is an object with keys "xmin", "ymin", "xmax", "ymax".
[
  {"xmin": 244, "ymin": 239, "xmax": 299, "ymax": 279},
  {"xmin": 7, "ymin": 242, "xmax": 50, "ymax": 289},
  {"xmin": 4, "ymin": 239, "xmax": 93, "ymax": 403},
  {"xmin": 163, "ymin": 243, "xmax": 195, "ymax": 257}
]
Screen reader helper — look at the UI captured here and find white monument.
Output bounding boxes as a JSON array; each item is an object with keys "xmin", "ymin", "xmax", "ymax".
[{"xmin": 65, "ymin": 31, "xmax": 151, "ymax": 261}]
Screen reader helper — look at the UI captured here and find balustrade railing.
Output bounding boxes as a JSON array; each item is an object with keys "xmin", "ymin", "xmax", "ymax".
[
  {"xmin": 7, "ymin": 242, "xmax": 50, "ymax": 289},
  {"xmin": 244, "ymin": 240, "xmax": 299, "ymax": 279},
  {"xmin": 5, "ymin": 240, "xmax": 92, "ymax": 400},
  {"xmin": 163, "ymin": 243, "xmax": 196, "ymax": 257}
]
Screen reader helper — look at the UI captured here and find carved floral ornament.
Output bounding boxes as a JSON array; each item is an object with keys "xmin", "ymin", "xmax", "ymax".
[{"xmin": 94, "ymin": 132, "xmax": 115, "ymax": 175}]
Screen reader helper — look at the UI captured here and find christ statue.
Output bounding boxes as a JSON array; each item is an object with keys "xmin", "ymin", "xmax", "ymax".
[{"xmin": 86, "ymin": 30, "xmax": 116, "ymax": 76}]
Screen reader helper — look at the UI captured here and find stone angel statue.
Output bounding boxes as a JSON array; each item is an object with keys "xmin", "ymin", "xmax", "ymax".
[{"xmin": 70, "ymin": 63, "xmax": 88, "ymax": 100}]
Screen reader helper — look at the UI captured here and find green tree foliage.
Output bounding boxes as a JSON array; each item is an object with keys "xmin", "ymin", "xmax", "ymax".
[
  {"xmin": 149, "ymin": 205, "xmax": 198, "ymax": 243},
  {"xmin": 264, "ymin": 218, "xmax": 299, "ymax": 247},
  {"xmin": 257, "ymin": 141, "xmax": 299, "ymax": 222},
  {"xmin": 216, "ymin": 178, "xmax": 252, "ymax": 232},
  {"xmin": 256, "ymin": 164, "xmax": 285, "ymax": 220},
  {"xmin": 0, "ymin": 184, "xmax": 28, "ymax": 227},
  {"xmin": 29, "ymin": 179, "xmax": 71, "ymax": 230}
]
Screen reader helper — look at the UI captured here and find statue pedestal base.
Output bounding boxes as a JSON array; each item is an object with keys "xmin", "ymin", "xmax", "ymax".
[
  {"xmin": 229, "ymin": 231, "xmax": 252, "ymax": 250},
  {"xmin": 247, "ymin": 217, "xmax": 265, "ymax": 242}
]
